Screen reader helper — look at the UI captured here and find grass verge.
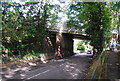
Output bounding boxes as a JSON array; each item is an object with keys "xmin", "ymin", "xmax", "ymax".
[{"xmin": 83, "ymin": 52, "xmax": 107, "ymax": 79}]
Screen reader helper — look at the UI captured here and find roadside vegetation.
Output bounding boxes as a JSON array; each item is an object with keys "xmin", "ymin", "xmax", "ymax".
[
  {"xmin": 83, "ymin": 52, "xmax": 107, "ymax": 79},
  {"xmin": 66, "ymin": 2, "xmax": 119, "ymax": 79},
  {"xmin": 2, "ymin": 2, "xmax": 59, "ymax": 63},
  {"xmin": 66, "ymin": 1, "xmax": 119, "ymax": 54},
  {"xmin": 1, "ymin": 1, "xmax": 119, "ymax": 64}
]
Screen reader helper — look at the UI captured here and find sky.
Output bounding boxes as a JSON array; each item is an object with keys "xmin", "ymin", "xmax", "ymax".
[
  {"xmin": 3, "ymin": 0, "xmax": 120, "ymax": 2},
  {"xmin": 11, "ymin": 0, "xmax": 71, "ymax": 22},
  {"xmin": 11, "ymin": 0, "xmax": 72, "ymax": 32}
]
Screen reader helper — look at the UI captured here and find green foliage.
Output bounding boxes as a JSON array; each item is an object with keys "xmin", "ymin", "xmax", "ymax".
[
  {"xmin": 2, "ymin": 51, "xmax": 45, "ymax": 63},
  {"xmin": 66, "ymin": 2, "xmax": 117, "ymax": 53},
  {"xmin": 77, "ymin": 40, "xmax": 84, "ymax": 46},
  {"xmin": 77, "ymin": 45, "xmax": 85, "ymax": 50},
  {"xmin": 2, "ymin": 1, "xmax": 57, "ymax": 62},
  {"xmin": 23, "ymin": 52, "xmax": 40, "ymax": 60}
]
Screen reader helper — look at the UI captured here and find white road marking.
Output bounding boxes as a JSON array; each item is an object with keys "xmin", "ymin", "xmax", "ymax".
[{"xmin": 24, "ymin": 70, "xmax": 50, "ymax": 80}]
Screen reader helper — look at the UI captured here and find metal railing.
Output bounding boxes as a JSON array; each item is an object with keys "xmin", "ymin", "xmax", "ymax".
[
  {"xmin": 90, "ymin": 51, "xmax": 104, "ymax": 80},
  {"xmin": 83, "ymin": 50, "xmax": 107, "ymax": 80}
]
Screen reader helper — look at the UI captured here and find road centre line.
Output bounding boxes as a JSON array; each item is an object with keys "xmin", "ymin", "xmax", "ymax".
[
  {"xmin": 23, "ymin": 60, "xmax": 66, "ymax": 80},
  {"xmin": 24, "ymin": 70, "xmax": 50, "ymax": 80}
]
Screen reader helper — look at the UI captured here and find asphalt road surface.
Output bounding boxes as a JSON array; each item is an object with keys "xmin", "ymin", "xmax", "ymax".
[{"xmin": 2, "ymin": 53, "xmax": 92, "ymax": 80}]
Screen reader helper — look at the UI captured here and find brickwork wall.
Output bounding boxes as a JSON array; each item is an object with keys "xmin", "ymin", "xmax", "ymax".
[{"xmin": 42, "ymin": 34, "xmax": 56, "ymax": 59}]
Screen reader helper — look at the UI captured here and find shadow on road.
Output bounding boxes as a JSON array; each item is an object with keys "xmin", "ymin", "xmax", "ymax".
[{"xmin": 1, "ymin": 53, "xmax": 93, "ymax": 80}]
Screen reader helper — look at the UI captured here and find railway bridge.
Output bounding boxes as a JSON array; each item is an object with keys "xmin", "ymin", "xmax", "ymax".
[{"xmin": 43, "ymin": 30, "xmax": 91, "ymax": 58}]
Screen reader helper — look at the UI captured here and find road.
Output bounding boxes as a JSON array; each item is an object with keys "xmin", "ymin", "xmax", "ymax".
[{"xmin": 2, "ymin": 53, "xmax": 92, "ymax": 80}]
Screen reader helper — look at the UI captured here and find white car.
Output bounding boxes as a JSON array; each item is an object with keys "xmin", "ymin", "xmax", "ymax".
[{"xmin": 87, "ymin": 50, "xmax": 92, "ymax": 54}]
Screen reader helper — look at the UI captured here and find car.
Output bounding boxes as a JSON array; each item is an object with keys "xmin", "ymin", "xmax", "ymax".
[{"xmin": 87, "ymin": 50, "xmax": 92, "ymax": 54}]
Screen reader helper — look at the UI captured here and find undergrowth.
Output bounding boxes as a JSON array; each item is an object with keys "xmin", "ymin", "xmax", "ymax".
[{"xmin": 2, "ymin": 52, "xmax": 46, "ymax": 64}]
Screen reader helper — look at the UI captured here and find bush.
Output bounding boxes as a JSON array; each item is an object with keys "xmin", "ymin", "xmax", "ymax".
[{"xmin": 77, "ymin": 45, "xmax": 85, "ymax": 50}]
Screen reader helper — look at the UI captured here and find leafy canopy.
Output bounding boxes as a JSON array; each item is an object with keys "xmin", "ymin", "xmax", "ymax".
[{"xmin": 66, "ymin": 2, "xmax": 118, "ymax": 53}]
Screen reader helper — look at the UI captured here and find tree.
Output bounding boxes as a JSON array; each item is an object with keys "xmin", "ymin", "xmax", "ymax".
[
  {"xmin": 2, "ymin": 1, "xmax": 57, "ymax": 56},
  {"xmin": 66, "ymin": 2, "xmax": 113, "ymax": 54}
]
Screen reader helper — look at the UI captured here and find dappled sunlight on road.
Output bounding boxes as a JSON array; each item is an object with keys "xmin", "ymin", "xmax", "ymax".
[
  {"xmin": 2, "ymin": 53, "xmax": 92, "ymax": 79},
  {"xmin": 61, "ymin": 62, "xmax": 82, "ymax": 79},
  {"xmin": 74, "ymin": 53, "xmax": 93, "ymax": 57},
  {"xmin": 54, "ymin": 55, "xmax": 92, "ymax": 79},
  {"xmin": 2, "ymin": 66, "xmax": 31, "ymax": 79}
]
